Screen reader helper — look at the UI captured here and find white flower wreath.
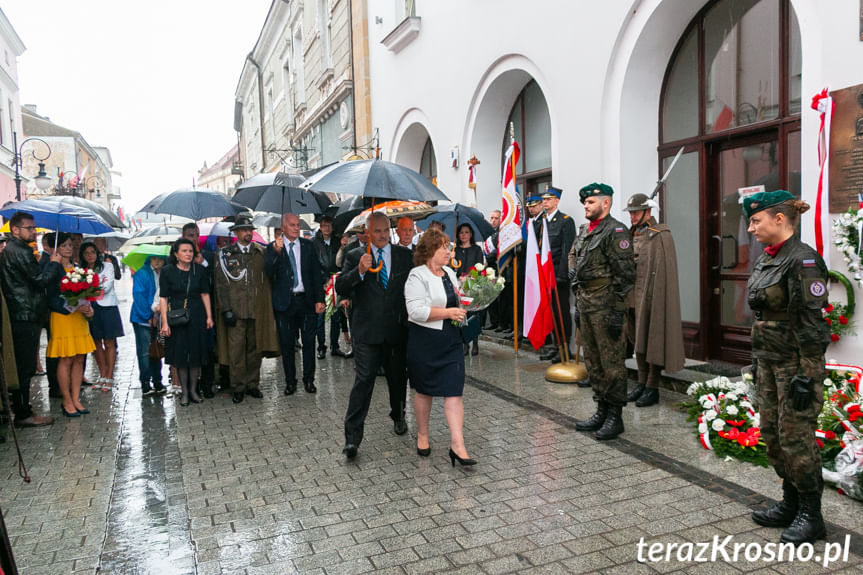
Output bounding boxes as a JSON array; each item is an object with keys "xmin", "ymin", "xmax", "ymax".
[{"xmin": 832, "ymin": 208, "xmax": 863, "ymax": 287}]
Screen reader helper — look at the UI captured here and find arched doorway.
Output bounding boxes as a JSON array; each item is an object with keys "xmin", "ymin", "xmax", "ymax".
[
  {"xmin": 393, "ymin": 117, "xmax": 438, "ymax": 185},
  {"xmin": 501, "ymin": 79, "xmax": 552, "ymax": 198},
  {"xmin": 660, "ymin": 0, "xmax": 802, "ymax": 362}
]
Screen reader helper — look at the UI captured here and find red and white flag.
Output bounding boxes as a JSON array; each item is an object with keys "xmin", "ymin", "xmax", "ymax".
[
  {"xmin": 523, "ymin": 216, "xmax": 554, "ymax": 350},
  {"xmin": 811, "ymin": 88, "xmax": 833, "ymax": 269},
  {"xmin": 498, "ymin": 140, "xmax": 522, "ymax": 265}
]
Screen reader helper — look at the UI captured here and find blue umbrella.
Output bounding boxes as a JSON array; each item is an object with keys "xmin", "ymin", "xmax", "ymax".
[
  {"xmin": 0, "ymin": 199, "xmax": 113, "ymax": 234},
  {"xmin": 149, "ymin": 188, "xmax": 249, "ymax": 221},
  {"xmin": 416, "ymin": 203, "xmax": 495, "ymax": 241}
]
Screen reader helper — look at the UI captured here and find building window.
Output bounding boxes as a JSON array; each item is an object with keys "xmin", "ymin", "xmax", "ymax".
[
  {"xmin": 293, "ymin": 29, "xmax": 305, "ymax": 105},
  {"xmin": 501, "ymin": 80, "xmax": 551, "ymax": 180},
  {"xmin": 419, "ymin": 136, "xmax": 436, "ymax": 182}
]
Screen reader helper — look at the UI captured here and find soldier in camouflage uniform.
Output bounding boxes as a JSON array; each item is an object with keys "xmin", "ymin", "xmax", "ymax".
[
  {"xmin": 567, "ymin": 183, "xmax": 635, "ymax": 440},
  {"xmin": 744, "ymin": 190, "xmax": 830, "ymax": 544}
]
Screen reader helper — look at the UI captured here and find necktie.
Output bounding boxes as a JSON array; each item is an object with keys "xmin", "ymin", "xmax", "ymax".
[
  {"xmin": 288, "ymin": 242, "xmax": 299, "ymax": 288},
  {"xmin": 378, "ymin": 247, "xmax": 388, "ymax": 289}
]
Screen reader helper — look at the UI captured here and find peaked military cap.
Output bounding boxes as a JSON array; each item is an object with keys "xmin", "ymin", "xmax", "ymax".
[
  {"xmin": 742, "ymin": 190, "xmax": 795, "ymax": 219},
  {"xmin": 229, "ymin": 213, "xmax": 256, "ymax": 231},
  {"xmin": 525, "ymin": 194, "xmax": 543, "ymax": 207},
  {"xmin": 578, "ymin": 183, "xmax": 613, "ymax": 204},
  {"xmin": 542, "ymin": 186, "xmax": 563, "ymax": 200}
]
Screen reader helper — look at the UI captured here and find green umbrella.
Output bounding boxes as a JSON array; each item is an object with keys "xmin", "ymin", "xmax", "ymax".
[{"xmin": 122, "ymin": 244, "xmax": 171, "ymax": 272}]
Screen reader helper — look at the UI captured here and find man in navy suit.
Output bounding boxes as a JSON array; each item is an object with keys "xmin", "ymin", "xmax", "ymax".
[
  {"xmin": 266, "ymin": 213, "xmax": 325, "ymax": 395},
  {"xmin": 336, "ymin": 212, "xmax": 413, "ymax": 459}
]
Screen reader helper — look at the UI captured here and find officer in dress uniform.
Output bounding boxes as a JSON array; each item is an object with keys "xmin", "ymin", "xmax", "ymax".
[
  {"xmin": 568, "ymin": 183, "xmax": 635, "ymax": 440},
  {"xmin": 538, "ymin": 186, "xmax": 576, "ymax": 363},
  {"xmin": 214, "ymin": 214, "xmax": 279, "ymax": 404},
  {"xmin": 744, "ymin": 190, "xmax": 829, "ymax": 544}
]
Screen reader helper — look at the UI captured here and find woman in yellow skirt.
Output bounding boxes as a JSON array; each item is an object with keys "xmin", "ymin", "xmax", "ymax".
[{"xmin": 45, "ymin": 233, "xmax": 96, "ymax": 417}]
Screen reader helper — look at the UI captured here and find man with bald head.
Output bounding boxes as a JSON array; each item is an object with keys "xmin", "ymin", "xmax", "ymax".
[
  {"xmin": 395, "ymin": 217, "xmax": 416, "ymax": 249},
  {"xmin": 266, "ymin": 213, "xmax": 325, "ymax": 395},
  {"xmin": 336, "ymin": 211, "xmax": 414, "ymax": 459}
]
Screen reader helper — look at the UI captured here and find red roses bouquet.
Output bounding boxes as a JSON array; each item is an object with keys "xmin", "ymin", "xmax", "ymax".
[{"xmin": 60, "ymin": 266, "xmax": 103, "ymax": 308}]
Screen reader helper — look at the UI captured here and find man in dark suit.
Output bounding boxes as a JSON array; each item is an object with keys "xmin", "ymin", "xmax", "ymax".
[
  {"xmin": 335, "ymin": 212, "xmax": 413, "ymax": 459},
  {"xmin": 266, "ymin": 213, "xmax": 325, "ymax": 395}
]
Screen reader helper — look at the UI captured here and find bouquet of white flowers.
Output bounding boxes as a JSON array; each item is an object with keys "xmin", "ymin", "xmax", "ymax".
[
  {"xmin": 60, "ymin": 265, "xmax": 103, "ymax": 308},
  {"xmin": 457, "ymin": 263, "xmax": 505, "ymax": 312}
]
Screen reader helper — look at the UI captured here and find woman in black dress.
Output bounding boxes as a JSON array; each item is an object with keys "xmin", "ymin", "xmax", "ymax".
[
  {"xmin": 159, "ymin": 238, "xmax": 213, "ymax": 406},
  {"xmin": 454, "ymin": 223, "xmax": 484, "ymax": 356},
  {"xmin": 404, "ymin": 229, "xmax": 476, "ymax": 467}
]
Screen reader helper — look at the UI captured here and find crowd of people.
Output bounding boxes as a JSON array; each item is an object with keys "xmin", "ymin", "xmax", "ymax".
[{"xmin": 0, "ymin": 183, "xmax": 831, "ymax": 543}]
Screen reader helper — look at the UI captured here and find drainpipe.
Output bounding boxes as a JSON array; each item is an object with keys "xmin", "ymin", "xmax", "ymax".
[
  {"xmin": 246, "ymin": 52, "xmax": 267, "ymax": 171},
  {"xmin": 348, "ymin": 0, "xmax": 358, "ymax": 153}
]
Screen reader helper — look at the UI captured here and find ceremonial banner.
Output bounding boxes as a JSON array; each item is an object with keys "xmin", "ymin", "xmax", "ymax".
[
  {"xmin": 498, "ymin": 140, "xmax": 522, "ymax": 266},
  {"xmin": 811, "ymin": 88, "xmax": 833, "ymax": 269}
]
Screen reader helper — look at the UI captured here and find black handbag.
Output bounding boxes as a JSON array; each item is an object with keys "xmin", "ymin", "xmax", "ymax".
[
  {"xmin": 166, "ymin": 268, "xmax": 191, "ymax": 327},
  {"xmin": 459, "ymin": 314, "xmax": 482, "ymax": 343}
]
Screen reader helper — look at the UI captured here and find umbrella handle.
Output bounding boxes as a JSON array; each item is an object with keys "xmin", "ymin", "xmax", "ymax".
[
  {"xmin": 366, "ymin": 243, "xmax": 382, "ymax": 273},
  {"xmin": 450, "ymin": 258, "xmax": 461, "ymax": 269}
]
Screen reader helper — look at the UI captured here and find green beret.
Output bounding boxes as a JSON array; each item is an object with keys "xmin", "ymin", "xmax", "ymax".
[
  {"xmin": 742, "ymin": 190, "xmax": 795, "ymax": 219},
  {"xmin": 578, "ymin": 183, "xmax": 614, "ymax": 204}
]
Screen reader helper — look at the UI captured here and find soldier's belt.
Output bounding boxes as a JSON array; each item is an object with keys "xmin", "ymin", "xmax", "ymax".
[
  {"xmin": 579, "ymin": 277, "xmax": 612, "ymax": 289},
  {"xmin": 753, "ymin": 310, "xmax": 790, "ymax": 321}
]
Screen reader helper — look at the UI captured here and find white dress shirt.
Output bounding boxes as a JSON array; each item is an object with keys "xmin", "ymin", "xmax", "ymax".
[
  {"xmin": 96, "ymin": 261, "xmax": 119, "ymax": 307},
  {"xmin": 286, "ymin": 239, "xmax": 305, "ymax": 293}
]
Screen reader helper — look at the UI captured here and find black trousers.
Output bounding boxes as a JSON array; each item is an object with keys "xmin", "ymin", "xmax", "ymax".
[
  {"xmin": 316, "ymin": 312, "xmax": 342, "ymax": 351},
  {"xmin": 344, "ymin": 340, "xmax": 407, "ymax": 446},
  {"xmin": 275, "ymin": 295, "xmax": 317, "ymax": 384},
  {"xmin": 10, "ymin": 321, "xmax": 41, "ymax": 420}
]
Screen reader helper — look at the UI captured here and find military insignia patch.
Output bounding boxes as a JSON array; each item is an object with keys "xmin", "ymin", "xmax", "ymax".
[
  {"xmin": 802, "ymin": 259, "xmax": 816, "ymax": 267},
  {"xmin": 808, "ymin": 280, "xmax": 826, "ymax": 297},
  {"xmin": 619, "ymin": 239, "xmax": 631, "ymax": 250},
  {"xmin": 614, "ymin": 227, "xmax": 625, "ymax": 232}
]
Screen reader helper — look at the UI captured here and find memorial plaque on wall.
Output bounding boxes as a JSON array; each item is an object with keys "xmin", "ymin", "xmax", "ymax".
[{"xmin": 829, "ymin": 83, "xmax": 863, "ymax": 213}]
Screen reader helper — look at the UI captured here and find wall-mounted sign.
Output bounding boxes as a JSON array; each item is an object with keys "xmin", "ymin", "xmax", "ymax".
[
  {"xmin": 737, "ymin": 184, "xmax": 765, "ymax": 204},
  {"xmin": 829, "ymin": 83, "xmax": 863, "ymax": 212}
]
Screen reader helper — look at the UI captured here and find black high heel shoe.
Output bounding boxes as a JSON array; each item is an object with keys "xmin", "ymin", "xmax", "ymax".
[
  {"xmin": 417, "ymin": 446, "xmax": 431, "ymax": 457},
  {"xmin": 62, "ymin": 407, "xmax": 81, "ymax": 418},
  {"xmin": 449, "ymin": 448, "xmax": 477, "ymax": 467}
]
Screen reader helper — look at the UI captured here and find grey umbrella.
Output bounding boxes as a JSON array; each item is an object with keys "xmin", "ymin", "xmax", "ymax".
[
  {"xmin": 302, "ymin": 159, "xmax": 449, "ymax": 203},
  {"xmin": 233, "ymin": 172, "xmax": 329, "ymax": 214},
  {"xmin": 148, "ymin": 188, "xmax": 250, "ymax": 221},
  {"xmin": 39, "ymin": 195, "xmax": 126, "ymax": 228}
]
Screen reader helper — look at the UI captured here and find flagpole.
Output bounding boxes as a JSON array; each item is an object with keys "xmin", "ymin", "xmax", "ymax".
[{"xmin": 510, "ymin": 123, "xmax": 518, "ymax": 354}]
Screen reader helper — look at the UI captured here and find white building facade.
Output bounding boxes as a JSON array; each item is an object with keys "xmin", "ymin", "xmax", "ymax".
[
  {"xmin": 366, "ymin": 0, "xmax": 863, "ymax": 365},
  {"xmin": 0, "ymin": 7, "xmax": 26, "ymax": 205}
]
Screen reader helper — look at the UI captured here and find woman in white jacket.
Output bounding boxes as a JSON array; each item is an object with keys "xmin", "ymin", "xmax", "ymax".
[
  {"xmin": 404, "ymin": 229, "xmax": 476, "ymax": 467},
  {"xmin": 80, "ymin": 242, "xmax": 125, "ymax": 390}
]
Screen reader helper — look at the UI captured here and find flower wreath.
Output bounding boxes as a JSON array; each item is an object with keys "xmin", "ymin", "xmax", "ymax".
[
  {"xmin": 832, "ymin": 207, "xmax": 862, "ymax": 287},
  {"xmin": 824, "ymin": 270, "xmax": 856, "ymax": 344}
]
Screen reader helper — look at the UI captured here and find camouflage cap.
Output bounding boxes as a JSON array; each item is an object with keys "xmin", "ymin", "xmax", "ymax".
[
  {"xmin": 578, "ymin": 183, "xmax": 613, "ymax": 204},
  {"xmin": 742, "ymin": 190, "xmax": 795, "ymax": 219}
]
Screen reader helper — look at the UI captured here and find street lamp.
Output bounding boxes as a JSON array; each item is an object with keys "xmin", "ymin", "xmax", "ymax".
[
  {"xmin": 85, "ymin": 175, "xmax": 104, "ymax": 199},
  {"xmin": 11, "ymin": 131, "xmax": 52, "ymax": 201},
  {"xmin": 55, "ymin": 167, "xmax": 82, "ymax": 197}
]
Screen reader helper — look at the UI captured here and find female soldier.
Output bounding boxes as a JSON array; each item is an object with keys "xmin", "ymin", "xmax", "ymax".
[{"xmin": 744, "ymin": 190, "xmax": 830, "ymax": 544}]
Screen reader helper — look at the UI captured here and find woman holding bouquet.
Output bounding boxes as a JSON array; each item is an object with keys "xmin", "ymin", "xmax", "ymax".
[
  {"xmin": 159, "ymin": 238, "xmax": 213, "ymax": 406},
  {"xmin": 404, "ymin": 229, "xmax": 475, "ymax": 467},
  {"xmin": 454, "ymin": 223, "xmax": 484, "ymax": 356},
  {"xmin": 46, "ymin": 233, "xmax": 96, "ymax": 417},
  {"xmin": 80, "ymin": 242, "xmax": 124, "ymax": 390}
]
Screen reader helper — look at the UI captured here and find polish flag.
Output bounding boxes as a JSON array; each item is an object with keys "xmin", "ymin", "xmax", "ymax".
[{"xmin": 523, "ymin": 216, "xmax": 555, "ymax": 350}]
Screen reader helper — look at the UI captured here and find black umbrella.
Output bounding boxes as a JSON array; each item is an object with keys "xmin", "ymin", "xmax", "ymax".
[
  {"xmin": 416, "ymin": 203, "xmax": 495, "ymax": 241},
  {"xmin": 233, "ymin": 172, "xmax": 330, "ymax": 214},
  {"xmin": 40, "ymin": 195, "xmax": 126, "ymax": 228},
  {"xmin": 149, "ymin": 189, "xmax": 249, "ymax": 221},
  {"xmin": 252, "ymin": 212, "xmax": 312, "ymax": 231},
  {"xmin": 302, "ymin": 159, "xmax": 449, "ymax": 203}
]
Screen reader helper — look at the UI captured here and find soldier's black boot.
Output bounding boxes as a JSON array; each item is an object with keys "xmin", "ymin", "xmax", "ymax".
[
  {"xmin": 752, "ymin": 479, "xmax": 798, "ymax": 528},
  {"xmin": 626, "ymin": 384, "xmax": 645, "ymax": 403},
  {"xmin": 636, "ymin": 388, "xmax": 659, "ymax": 407},
  {"xmin": 595, "ymin": 405, "xmax": 624, "ymax": 440},
  {"xmin": 575, "ymin": 401, "xmax": 608, "ymax": 431},
  {"xmin": 780, "ymin": 490, "xmax": 826, "ymax": 544}
]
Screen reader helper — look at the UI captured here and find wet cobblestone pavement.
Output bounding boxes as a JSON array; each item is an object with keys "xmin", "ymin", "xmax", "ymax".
[{"xmin": 2, "ymin": 278, "xmax": 862, "ymax": 574}]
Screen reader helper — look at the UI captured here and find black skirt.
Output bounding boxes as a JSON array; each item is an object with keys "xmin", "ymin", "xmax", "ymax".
[
  {"xmin": 407, "ymin": 273, "xmax": 464, "ymax": 397},
  {"xmin": 89, "ymin": 304, "xmax": 125, "ymax": 340}
]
